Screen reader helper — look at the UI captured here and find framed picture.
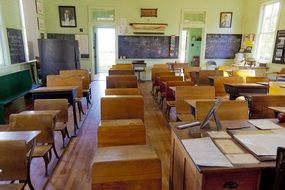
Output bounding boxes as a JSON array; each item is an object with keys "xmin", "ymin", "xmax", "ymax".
[
  {"xmin": 35, "ymin": 0, "xmax": 44, "ymax": 15},
  {"xmin": 219, "ymin": 12, "xmax": 232, "ymax": 28},
  {"xmin": 140, "ymin": 8, "xmax": 157, "ymax": 17},
  {"xmin": 58, "ymin": 6, "xmax": 77, "ymax": 27},
  {"xmin": 37, "ymin": 17, "xmax": 46, "ymax": 31}
]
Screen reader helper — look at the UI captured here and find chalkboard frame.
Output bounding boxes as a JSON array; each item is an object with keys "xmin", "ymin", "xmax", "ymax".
[
  {"xmin": 118, "ymin": 35, "xmax": 179, "ymax": 59},
  {"xmin": 6, "ymin": 28, "xmax": 26, "ymax": 64},
  {"xmin": 205, "ymin": 33, "xmax": 242, "ymax": 59}
]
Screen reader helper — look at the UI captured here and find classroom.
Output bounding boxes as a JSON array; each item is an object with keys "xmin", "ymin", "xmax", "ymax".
[{"xmin": 0, "ymin": 0, "xmax": 285, "ymax": 189}]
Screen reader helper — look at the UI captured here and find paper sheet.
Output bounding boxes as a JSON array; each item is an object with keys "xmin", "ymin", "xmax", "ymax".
[
  {"xmin": 182, "ymin": 137, "xmax": 233, "ymax": 167},
  {"xmin": 226, "ymin": 154, "xmax": 260, "ymax": 164},
  {"xmin": 214, "ymin": 139, "xmax": 245, "ymax": 154},
  {"xmin": 207, "ymin": 131, "xmax": 231, "ymax": 139},
  {"xmin": 248, "ymin": 119, "xmax": 282, "ymax": 130},
  {"xmin": 234, "ymin": 134, "xmax": 285, "ymax": 156}
]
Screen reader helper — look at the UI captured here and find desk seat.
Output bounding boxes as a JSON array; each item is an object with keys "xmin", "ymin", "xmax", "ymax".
[
  {"xmin": 98, "ymin": 119, "xmax": 146, "ymax": 147},
  {"xmin": 92, "ymin": 145, "xmax": 161, "ymax": 190}
]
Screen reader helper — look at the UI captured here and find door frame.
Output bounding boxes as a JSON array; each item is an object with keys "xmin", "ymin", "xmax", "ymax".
[{"xmin": 89, "ymin": 23, "xmax": 116, "ymax": 75}]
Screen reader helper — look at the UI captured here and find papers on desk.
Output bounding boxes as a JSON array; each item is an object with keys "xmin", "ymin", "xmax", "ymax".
[
  {"xmin": 234, "ymin": 133, "xmax": 285, "ymax": 156},
  {"xmin": 226, "ymin": 154, "xmax": 260, "ymax": 164},
  {"xmin": 207, "ymin": 131, "xmax": 231, "ymax": 139},
  {"xmin": 214, "ymin": 139, "xmax": 245, "ymax": 154},
  {"xmin": 248, "ymin": 119, "xmax": 282, "ymax": 130},
  {"xmin": 182, "ymin": 137, "xmax": 233, "ymax": 167}
]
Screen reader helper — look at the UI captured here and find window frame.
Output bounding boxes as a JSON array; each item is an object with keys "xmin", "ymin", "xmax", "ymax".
[{"xmin": 255, "ymin": 0, "xmax": 281, "ymax": 63}]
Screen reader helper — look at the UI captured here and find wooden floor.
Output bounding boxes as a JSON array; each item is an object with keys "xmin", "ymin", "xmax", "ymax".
[{"xmin": 20, "ymin": 80, "xmax": 172, "ymax": 190}]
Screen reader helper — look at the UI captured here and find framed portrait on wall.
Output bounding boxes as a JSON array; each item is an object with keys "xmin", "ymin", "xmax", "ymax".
[
  {"xmin": 58, "ymin": 6, "xmax": 77, "ymax": 27},
  {"xmin": 219, "ymin": 12, "xmax": 232, "ymax": 28}
]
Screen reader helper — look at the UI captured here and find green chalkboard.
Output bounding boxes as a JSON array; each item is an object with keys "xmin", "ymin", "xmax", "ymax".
[
  {"xmin": 118, "ymin": 35, "xmax": 179, "ymax": 59},
  {"xmin": 205, "ymin": 34, "xmax": 242, "ymax": 59}
]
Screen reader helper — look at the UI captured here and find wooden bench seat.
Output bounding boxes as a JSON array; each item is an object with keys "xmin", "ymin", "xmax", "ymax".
[
  {"xmin": 98, "ymin": 119, "xmax": 145, "ymax": 147},
  {"xmin": 105, "ymin": 88, "xmax": 140, "ymax": 95},
  {"xmin": 92, "ymin": 145, "xmax": 161, "ymax": 190},
  {"xmin": 108, "ymin": 69, "xmax": 134, "ymax": 75},
  {"xmin": 106, "ymin": 75, "xmax": 138, "ymax": 88},
  {"xmin": 0, "ymin": 69, "xmax": 40, "ymax": 124}
]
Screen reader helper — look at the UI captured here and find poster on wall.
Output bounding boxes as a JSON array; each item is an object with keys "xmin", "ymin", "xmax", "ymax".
[
  {"xmin": 240, "ymin": 34, "xmax": 255, "ymax": 53},
  {"xmin": 272, "ymin": 30, "xmax": 285, "ymax": 64}
]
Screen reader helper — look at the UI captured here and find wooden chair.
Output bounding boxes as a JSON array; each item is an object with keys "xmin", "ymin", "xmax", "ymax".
[
  {"xmin": 9, "ymin": 113, "xmax": 59, "ymax": 176},
  {"xmin": 250, "ymin": 95, "xmax": 285, "ymax": 119},
  {"xmin": 0, "ymin": 140, "xmax": 34, "ymax": 190},
  {"xmin": 272, "ymin": 147, "xmax": 285, "ymax": 190},
  {"xmin": 191, "ymin": 70, "xmax": 223, "ymax": 85},
  {"xmin": 60, "ymin": 69, "xmax": 92, "ymax": 108},
  {"xmin": 195, "ymin": 100, "xmax": 248, "ymax": 120},
  {"xmin": 152, "ymin": 71, "xmax": 175, "ymax": 96},
  {"xmin": 108, "ymin": 69, "xmax": 134, "ymax": 75},
  {"xmin": 111, "ymin": 64, "xmax": 133, "ymax": 70},
  {"xmin": 47, "ymin": 75, "xmax": 84, "ymax": 121},
  {"xmin": 214, "ymin": 76, "xmax": 244, "ymax": 97},
  {"xmin": 34, "ymin": 99, "xmax": 70, "ymax": 148},
  {"xmin": 246, "ymin": 76, "xmax": 269, "ymax": 83},
  {"xmin": 175, "ymin": 86, "xmax": 215, "ymax": 121},
  {"xmin": 101, "ymin": 95, "xmax": 144, "ymax": 121},
  {"xmin": 92, "ymin": 145, "xmax": 161, "ymax": 190},
  {"xmin": 183, "ymin": 66, "xmax": 200, "ymax": 81},
  {"xmin": 164, "ymin": 81, "xmax": 194, "ymax": 118},
  {"xmin": 158, "ymin": 76, "xmax": 183, "ymax": 106},
  {"xmin": 105, "ymin": 88, "xmax": 140, "ymax": 95},
  {"xmin": 106, "ymin": 75, "xmax": 138, "ymax": 88}
]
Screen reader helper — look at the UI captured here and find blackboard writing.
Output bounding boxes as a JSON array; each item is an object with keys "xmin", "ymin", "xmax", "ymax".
[
  {"xmin": 205, "ymin": 34, "xmax": 242, "ymax": 59},
  {"xmin": 118, "ymin": 35, "xmax": 179, "ymax": 59},
  {"xmin": 272, "ymin": 30, "xmax": 285, "ymax": 64},
  {"xmin": 7, "ymin": 28, "xmax": 25, "ymax": 64}
]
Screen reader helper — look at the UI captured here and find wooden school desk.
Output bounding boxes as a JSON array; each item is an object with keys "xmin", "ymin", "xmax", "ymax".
[
  {"xmin": 31, "ymin": 86, "xmax": 78, "ymax": 135},
  {"xmin": 169, "ymin": 120, "xmax": 282, "ymax": 190},
  {"xmin": 224, "ymin": 83, "xmax": 268, "ymax": 100}
]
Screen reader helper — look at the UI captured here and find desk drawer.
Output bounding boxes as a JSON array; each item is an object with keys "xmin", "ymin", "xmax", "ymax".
[{"xmin": 204, "ymin": 170, "xmax": 260, "ymax": 190}]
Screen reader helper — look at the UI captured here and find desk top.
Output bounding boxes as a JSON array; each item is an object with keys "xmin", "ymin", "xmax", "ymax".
[
  {"xmin": 0, "ymin": 131, "xmax": 40, "ymax": 143},
  {"xmin": 224, "ymin": 83, "xmax": 267, "ymax": 88},
  {"xmin": 31, "ymin": 86, "xmax": 78, "ymax": 93},
  {"xmin": 268, "ymin": 107, "xmax": 285, "ymax": 113},
  {"xmin": 170, "ymin": 119, "xmax": 284, "ymax": 173}
]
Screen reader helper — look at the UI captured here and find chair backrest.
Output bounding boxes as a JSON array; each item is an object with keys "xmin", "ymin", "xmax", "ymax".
[
  {"xmin": 246, "ymin": 76, "xmax": 269, "ymax": 83},
  {"xmin": 152, "ymin": 64, "xmax": 169, "ymax": 69},
  {"xmin": 214, "ymin": 76, "xmax": 244, "ymax": 97},
  {"xmin": 108, "ymin": 69, "xmax": 134, "ymax": 75},
  {"xmin": 165, "ymin": 81, "xmax": 194, "ymax": 101},
  {"xmin": 272, "ymin": 147, "xmax": 285, "ymax": 190},
  {"xmin": 60, "ymin": 69, "xmax": 90, "ymax": 90},
  {"xmin": 9, "ymin": 113, "xmax": 55, "ymax": 144},
  {"xmin": 111, "ymin": 64, "xmax": 133, "ymax": 70},
  {"xmin": 192, "ymin": 70, "xmax": 223, "ymax": 85},
  {"xmin": 250, "ymin": 95, "xmax": 285, "ymax": 119},
  {"xmin": 151, "ymin": 68, "xmax": 171, "ymax": 82},
  {"xmin": 175, "ymin": 86, "xmax": 215, "ymax": 114},
  {"xmin": 0, "ymin": 140, "xmax": 27, "ymax": 181},
  {"xmin": 183, "ymin": 67, "xmax": 201, "ymax": 81},
  {"xmin": 159, "ymin": 76, "xmax": 184, "ymax": 94},
  {"xmin": 34, "ymin": 99, "xmax": 68, "ymax": 123},
  {"xmin": 47, "ymin": 75, "xmax": 83, "ymax": 98},
  {"xmin": 195, "ymin": 100, "xmax": 248, "ymax": 120},
  {"xmin": 153, "ymin": 71, "xmax": 175, "ymax": 86},
  {"xmin": 101, "ymin": 95, "xmax": 144, "ymax": 121},
  {"xmin": 106, "ymin": 75, "xmax": 138, "ymax": 88},
  {"xmin": 105, "ymin": 88, "xmax": 140, "ymax": 95}
]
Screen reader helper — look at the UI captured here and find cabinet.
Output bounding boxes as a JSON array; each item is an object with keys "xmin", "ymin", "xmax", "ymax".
[{"xmin": 38, "ymin": 39, "xmax": 80, "ymax": 84}]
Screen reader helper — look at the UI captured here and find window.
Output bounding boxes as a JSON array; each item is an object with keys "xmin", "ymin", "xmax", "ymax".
[{"xmin": 256, "ymin": 1, "xmax": 280, "ymax": 62}]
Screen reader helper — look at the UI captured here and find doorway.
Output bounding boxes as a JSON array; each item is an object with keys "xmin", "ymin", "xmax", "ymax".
[
  {"xmin": 95, "ymin": 27, "xmax": 116, "ymax": 73},
  {"xmin": 180, "ymin": 28, "xmax": 203, "ymax": 66}
]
